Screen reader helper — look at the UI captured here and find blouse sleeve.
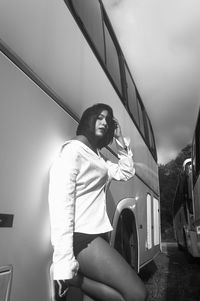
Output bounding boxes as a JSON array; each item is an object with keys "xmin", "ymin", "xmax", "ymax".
[
  {"xmin": 48, "ymin": 143, "xmax": 80, "ymax": 280},
  {"xmin": 106, "ymin": 137, "xmax": 135, "ymax": 182}
]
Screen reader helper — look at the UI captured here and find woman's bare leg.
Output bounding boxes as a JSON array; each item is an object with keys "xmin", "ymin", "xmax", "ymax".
[
  {"xmin": 83, "ymin": 295, "xmax": 95, "ymax": 301},
  {"xmin": 76, "ymin": 237, "xmax": 147, "ymax": 301},
  {"xmin": 69, "ymin": 273, "xmax": 124, "ymax": 301}
]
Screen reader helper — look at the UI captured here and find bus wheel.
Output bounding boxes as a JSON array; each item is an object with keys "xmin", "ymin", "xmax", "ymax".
[{"xmin": 114, "ymin": 210, "xmax": 138, "ymax": 271}]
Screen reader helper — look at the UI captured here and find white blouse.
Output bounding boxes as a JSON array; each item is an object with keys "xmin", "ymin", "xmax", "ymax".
[{"xmin": 48, "ymin": 138, "xmax": 135, "ymax": 280}]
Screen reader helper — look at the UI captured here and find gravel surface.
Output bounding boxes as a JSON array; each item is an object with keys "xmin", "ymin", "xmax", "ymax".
[{"xmin": 140, "ymin": 242, "xmax": 200, "ymax": 301}]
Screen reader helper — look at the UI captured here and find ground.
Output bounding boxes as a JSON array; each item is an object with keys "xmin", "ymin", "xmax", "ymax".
[{"xmin": 140, "ymin": 242, "xmax": 200, "ymax": 301}]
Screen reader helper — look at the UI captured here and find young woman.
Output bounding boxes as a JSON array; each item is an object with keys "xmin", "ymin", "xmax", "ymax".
[{"xmin": 48, "ymin": 103, "xmax": 147, "ymax": 301}]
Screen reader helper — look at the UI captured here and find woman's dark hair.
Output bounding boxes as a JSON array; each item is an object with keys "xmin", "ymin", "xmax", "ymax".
[{"xmin": 76, "ymin": 103, "xmax": 115, "ymax": 149}]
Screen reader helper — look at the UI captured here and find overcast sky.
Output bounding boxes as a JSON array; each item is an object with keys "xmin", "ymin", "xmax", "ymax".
[{"xmin": 102, "ymin": 0, "xmax": 200, "ymax": 164}]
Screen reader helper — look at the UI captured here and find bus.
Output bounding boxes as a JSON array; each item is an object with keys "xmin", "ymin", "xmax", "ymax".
[
  {"xmin": 0, "ymin": 0, "xmax": 160, "ymax": 300},
  {"xmin": 173, "ymin": 109, "xmax": 200, "ymax": 259}
]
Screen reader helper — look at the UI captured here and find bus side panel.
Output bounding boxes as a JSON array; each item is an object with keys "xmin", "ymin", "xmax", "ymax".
[
  {"xmin": 0, "ymin": 0, "xmax": 160, "ymax": 296},
  {"xmin": 0, "ymin": 52, "xmax": 78, "ymax": 301},
  {"xmin": 0, "ymin": 0, "xmax": 159, "ymax": 198},
  {"xmin": 105, "ymin": 165, "xmax": 160, "ymax": 266}
]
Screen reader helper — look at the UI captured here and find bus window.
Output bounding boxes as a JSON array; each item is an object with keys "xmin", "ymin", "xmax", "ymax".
[
  {"xmin": 153, "ymin": 197, "xmax": 160, "ymax": 245},
  {"xmin": 103, "ymin": 23, "xmax": 122, "ymax": 94},
  {"xmin": 145, "ymin": 116, "xmax": 152, "ymax": 150},
  {"xmin": 146, "ymin": 194, "xmax": 152, "ymax": 249},
  {"xmin": 70, "ymin": 0, "xmax": 105, "ymax": 61},
  {"xmin": 137, "ymin": 100, "xmax": 145, "ymax": 138},
  {"xmin": 146, "ymin": 115, "xmax": 156, "ymax": 157},
  {"xmin": 70, "ymin": 0, "xmax": 122, "ymax": 96},
  {"xmin": 125, "ymin": 65, "xmax": 139, "ymax": 126}
]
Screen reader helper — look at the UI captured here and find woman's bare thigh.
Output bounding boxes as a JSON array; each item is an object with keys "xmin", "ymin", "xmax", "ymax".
[{"xmin": 77, "ymin": 236, "xmax": 146, "ymax": 300}]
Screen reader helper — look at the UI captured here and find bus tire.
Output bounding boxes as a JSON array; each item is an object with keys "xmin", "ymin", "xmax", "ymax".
[{"xmin": 114, "ymin": 209, "xmax": 139, "ymax": 271}]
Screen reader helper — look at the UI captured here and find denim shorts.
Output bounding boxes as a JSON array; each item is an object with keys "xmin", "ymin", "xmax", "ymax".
[{"xmin": 73, "ymin": 232, "xmax": 109, "ymax": 258}]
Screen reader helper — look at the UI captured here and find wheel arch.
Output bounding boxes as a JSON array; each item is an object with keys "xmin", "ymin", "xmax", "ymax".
[{"xmin": 110, "ymin": 198, "xmax": 140, "ymax": 272}]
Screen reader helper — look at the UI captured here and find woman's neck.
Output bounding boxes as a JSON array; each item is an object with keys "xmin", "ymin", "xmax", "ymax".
[{"xmin": 75, "ymin": 135, "xmax": 98, "ymax": 154}]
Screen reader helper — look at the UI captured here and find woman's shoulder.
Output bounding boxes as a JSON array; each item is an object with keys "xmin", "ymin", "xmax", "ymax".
[
  {"xmin": 61, "ymin": 137, "xmax": 97, "ymax": 158},
  {"xmin": 61, "ymin": 139, "xmax": 82, "ymax": 153}
]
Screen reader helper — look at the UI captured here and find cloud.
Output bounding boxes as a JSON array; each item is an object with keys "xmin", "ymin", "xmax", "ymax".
[{"xmin": 103, "ymin": 0, "xmax": 200, "ymax": 163}]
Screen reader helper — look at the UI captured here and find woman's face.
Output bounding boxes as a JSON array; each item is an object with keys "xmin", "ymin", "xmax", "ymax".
[{"xmin": 95, "ymin": 110, "xmax": 109, "ymax": 138}]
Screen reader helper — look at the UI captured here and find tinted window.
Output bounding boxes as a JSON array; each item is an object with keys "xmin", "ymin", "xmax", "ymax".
[
  {"xmin": 71, "ymin": 0, "xmax": 122, "ymax": 94},
  {"xmin": 71, "ymin": 0, "xmax": 105, "ymax": 60},
  {"xmin": 137, "ymin": 100, "xmax": 145, "ymax": 137},
  {"xmin": 125, "ymin": 66, "xmax": 139, "ymax": 126},
  {"xmin": 104, "ymin": 24, "xmax": 122, "ymax": 94},
  {"xmin": 146, "ymin": 116, "xmax": 156, "ymax": 155}
]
